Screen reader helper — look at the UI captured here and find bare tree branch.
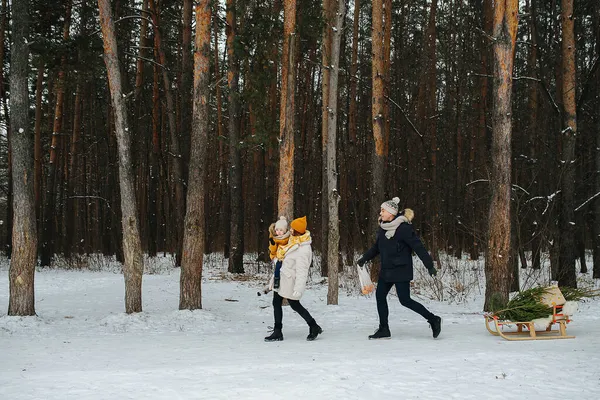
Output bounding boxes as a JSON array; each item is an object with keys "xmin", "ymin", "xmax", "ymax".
[{"xmin": 385, "ymin": 95, "xmax": 423, "ymax": 139}]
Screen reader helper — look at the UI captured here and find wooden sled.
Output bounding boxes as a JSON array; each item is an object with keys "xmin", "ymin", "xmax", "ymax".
[{"xmin": 485, "ymin": 304, "xmax": 575, "ymax": 341}]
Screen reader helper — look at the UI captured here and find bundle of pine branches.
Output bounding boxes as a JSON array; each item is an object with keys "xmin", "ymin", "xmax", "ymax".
[
  {"xmin": 560, "ymin": 287, "xmax": 600, "ymax": 302},
  {"xmin": 491, "ymin": 286, "xmax": 600, "ymax": 322},
  {"xmin": 492, "ymin": 287, "xmax": 553, "ymax": 321}
]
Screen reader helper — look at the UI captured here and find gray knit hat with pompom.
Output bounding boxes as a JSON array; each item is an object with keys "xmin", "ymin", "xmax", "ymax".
[
  {"xmin": 380, "ymin": 197, "xmax": 400, "ymax": 216},
  {"xmin": 274, "ymin": 216, "xmax": 288, "ymax": 232}
]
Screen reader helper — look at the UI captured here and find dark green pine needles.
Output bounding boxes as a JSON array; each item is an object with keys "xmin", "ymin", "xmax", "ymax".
[
  {"xmin": 560, "ymin": 287, "xmax": 600, "ymax": 302},
  {"xmin": 491, "ymin": 286, "xmax": 600, "ymax": 322},
  {"xmin": 492, "ymin": 287, "xmax": 554, "ymax": 322}
]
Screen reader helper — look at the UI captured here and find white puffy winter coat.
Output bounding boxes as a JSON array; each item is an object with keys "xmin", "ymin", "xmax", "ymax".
[{"xmin": 273, "ymin": 232, "xmax": 313, "ymax": 300}]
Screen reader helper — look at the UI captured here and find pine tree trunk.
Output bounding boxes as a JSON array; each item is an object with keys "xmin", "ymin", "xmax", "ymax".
[
  {"xmin": 87, "ymin": 109, "xmax": 98, "ymax": 253},
  {"xmin": 550, "ymin": 4, "xmax": 563, "ymax": 285},
  {"xmin": 213, "ymin": 13, "xmax": 224, "ymax": 158},
  {"xmin": 348, "ymin": 0, "xmax": 359, "ymax": 145},
  {"xmin": 370, "ymin": 0, "xmax": 386, "ymax": 282},
  {"xmin": 278, "ymin": 0, "xmax": 296, "ymax": 221},
  {"xmin": 510, "ymin": 208, "xmax": 520, "ymax": 292},
  {"xmin": 0, "ymin": 0, "xmax": 5, "ymax": 126},
  {"xmin": 557, "ymin": 0, "xmax": 578, "ymax": 288},
  {"xmin": 418, "ymin": 0, "xmax": 438, "ymax": 260},
  {"xmin": 227, "ymin": 0, "xmax": 244, "ymax": 273},
  {"xmin": 320, "ymin": 0, "xmax": 332, "ymax": 278},
  {"xmin": 33, "ymin": 63, "xmax": 44, "ymax": 228},
  {"xmin": 180, "ymin": 0, "xmax": 210, "ymax": 310},
  {"xmin": 576, "ymin": 231, "xmax": 586, "ymax": 274},
  {"xmin": 528, "ymin": 0, "xmax": 542, "ymax": 270},
  {"xmin": 212, "ymin": 11, "xmax": 226, "ymax": 255},
  {"xmin": 383, "ymin": 0, "xmax": 392, "ymax": 156},
  {"xmin": 180, "ymin": 0, "xmax": 193, "ymax": 169},
  {"xmin": 149, "ymin": 0, "xmax": 185, "ymax": 265},
  {"xmin": 8, "ymin": 0, "xmax": 37, "ymax": 316},
  {"xmin": 41, "ymin": 0, "xmax": 73, "ymax": 266},
  {"xmin": 132, "ymin": 0, "xmax": 150, "ymax": 253},
  {"xmin": 57, "ymin": 128, "xmax": 68, "ymax": 255},
  {"xmin": 452, "ymin": 0, "xmax": 463, "ymax": 259},
  {"xmin": 595, "ymin": 5, "xmax": 600, "ymax": 280},
  {"xmin": 134, "ymin": 0, "xmax": 149, "ymax": 100},
  {"xmin": 66, "ymin": 81, "xmax": 82, "ymax": 258},
  {"xmin": 148, "ymin": 51, "xmax": 161, "ymax": 257},
  {"xmin": 595, "ymin": 68, "xmax": 600, "ymax": 279},
  {"xmin": 326, "ymin": 0, "xmax": 345, "ymax": 306},
  {"xmin": 550, "ymin": 1, "xmax": 563, "ymax": 282},
  {"xmin": 1, "ymin": 0, "xmax": 11, "ymax": 257},
  {"xmin": 6, "ymin": 115, "xmax": 12, "ymax": 258},
  {"xmin": 261, "ymin": 0, "xmax": 281, "ymax": 260},
  {"xmin": 470, "ymin": 0, "xmax": 493, "ymax": 261},
  {"xmin": 484, "ymin": 0, "xmax": 518, "ymax": 312},
  {"xmin": 66, "ymin": 4, "xmax": 89, "ymax": 257},
  {"xmin": 98, "ymin": 0, "xmax": 145, "ymax": 313},
  {"xmin": 347, "ymin": 0, "xmax": 361, "ymax": 257},
  {"xmin": 80, "ymin": 89, "xmax": 90, "ymax": 254}
]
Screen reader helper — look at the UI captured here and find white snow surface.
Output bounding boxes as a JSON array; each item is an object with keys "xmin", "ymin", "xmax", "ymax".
[{"xmin": 1, "ymin": 255, "xmax": 599, "ymax": 400}]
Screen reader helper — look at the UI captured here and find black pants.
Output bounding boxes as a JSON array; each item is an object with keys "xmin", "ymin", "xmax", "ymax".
[
  {"xmin": 273, "ymin": 291, "xmax": 315, "ymax": 328},
  {"xmin": 376, "ymin": 280, "xmax": 434, "ymax": 326}
]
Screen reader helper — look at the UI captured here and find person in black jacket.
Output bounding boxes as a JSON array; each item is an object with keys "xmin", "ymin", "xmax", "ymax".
[{"xmin": 357, "ymin": 197, "xmax": 442, "ymax": 340}]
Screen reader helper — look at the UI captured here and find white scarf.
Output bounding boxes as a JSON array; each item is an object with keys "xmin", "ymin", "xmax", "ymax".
[
  {"xmin": 273, "ymin": 231, "xmax": 291, "ymax": 241},
  {"xmin": 380, "ymin": 215, "xmax": 410, "ymax": 239}
]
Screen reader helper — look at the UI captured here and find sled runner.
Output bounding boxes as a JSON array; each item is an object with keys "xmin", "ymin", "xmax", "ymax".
[{"xmin": 484, "ymin": 304, "xmax": 575, "ymax": 341}]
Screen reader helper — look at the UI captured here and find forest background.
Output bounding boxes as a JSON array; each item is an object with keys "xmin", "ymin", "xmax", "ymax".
[{"xmin": 2, "ymin": 0, "xmax": 599, "ymax": 313}]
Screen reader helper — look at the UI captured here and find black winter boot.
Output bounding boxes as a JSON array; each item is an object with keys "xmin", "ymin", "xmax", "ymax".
[
  {"xmin": 368, "ymin": 325, "xmax": 391, "ymax": 340},
  {"xmin": 428, "ymin": 316, "xmax": 442, "ymax": 339},
  {"xmin": 264, "ymin": 324, "xmax": 284, "ymax": 342},
  {"xmin": 307, "ymin": 321, "xmax": 323, "ymax": 341}
]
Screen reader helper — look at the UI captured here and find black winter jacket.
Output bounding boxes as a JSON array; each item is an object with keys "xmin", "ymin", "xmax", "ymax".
[{"xmin": 361, "ymin": 219, "xmax": 434, "ymax": 282}]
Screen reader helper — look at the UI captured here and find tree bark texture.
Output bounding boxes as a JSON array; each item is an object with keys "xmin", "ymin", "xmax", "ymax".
[
  {"xmin": 278, "ymin": 0, "xmax": 297, "ymax": 221},
  {"xmin": 416, "ymin": 0, "xmax": 439, "ymax": 258},
  {"xmin": 595, "ymin": 6, "xmax": 600, "ymax": 280},
  {"xmin": 33, "ymin": 64, "xmax": 44, "ymax": 225},
  {"xmin": 321, "ymin": 0, "xmax": 333, "ymax": 278},
  {"xmin": 484, "ymin": 0, "xmax": 518, "ymax": 312},
  {"xmin": 180, "ymin": 0, "xmax": 210, "ymax": 310},
  {"xmin": 180, "ymin": 0, "xmax": 193, "ymax": 169},
  {"xmin": 148, "ymin": 0, "xmax": 185, "ymax": 264},
  {"xmin": 134, "ymin": 0, "xmax": 149, "ymax": 99},
  {"xmin": 326, "ymin": 0, "xmax": 345, "ymax": 306},
  {"xmin": 227, "ymin": 0, "xmax": 244, "ymax": 273},
  {"xmin": 370, "ymin": 0, "xmax": 386, "ymax": 282},
  {"xmin": 1, "ymin": 0, "xmax": 11, "ymax": 258},
  {"xmin": 40, "ymin": 0, "xmax": 72, "ymax": 266},
  {"xmin": 595, "ymin": 77, "xmax": 600, "ymax": 279},
  {"xmin": 98, "ymin": 0, "xmax": 145, "ymax": 313},
  {"xmin": 348, "ymin": 0, "xmax": 360, "ymax": 145},
  {"xmin": 8, "ymin": 0, "xmax": 37, "ymax": 316},
  {"xmin": 557, "ymin": 0, "xmax": 578, "ymax": 288}
]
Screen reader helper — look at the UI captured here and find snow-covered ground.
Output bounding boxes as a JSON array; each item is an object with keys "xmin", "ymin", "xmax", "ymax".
[{"xmin": 1, "ymin": 254, "xmax": 599, "ymax": 400}]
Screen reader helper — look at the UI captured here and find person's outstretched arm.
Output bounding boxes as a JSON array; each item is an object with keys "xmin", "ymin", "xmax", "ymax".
[{"xmin": 357, "ymin": 236, "xmax": 380, "ymax": 266}]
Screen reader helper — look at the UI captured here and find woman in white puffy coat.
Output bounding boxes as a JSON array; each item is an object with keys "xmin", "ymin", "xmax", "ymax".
[{"xmin": 264, "ymin": 216, "xmax": 323, "ymax": 342}]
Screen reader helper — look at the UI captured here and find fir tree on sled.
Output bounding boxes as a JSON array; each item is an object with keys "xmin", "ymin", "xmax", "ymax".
[{"xmin": 484, "ymin": 285, "xmax": 600, "ymax": 341}]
